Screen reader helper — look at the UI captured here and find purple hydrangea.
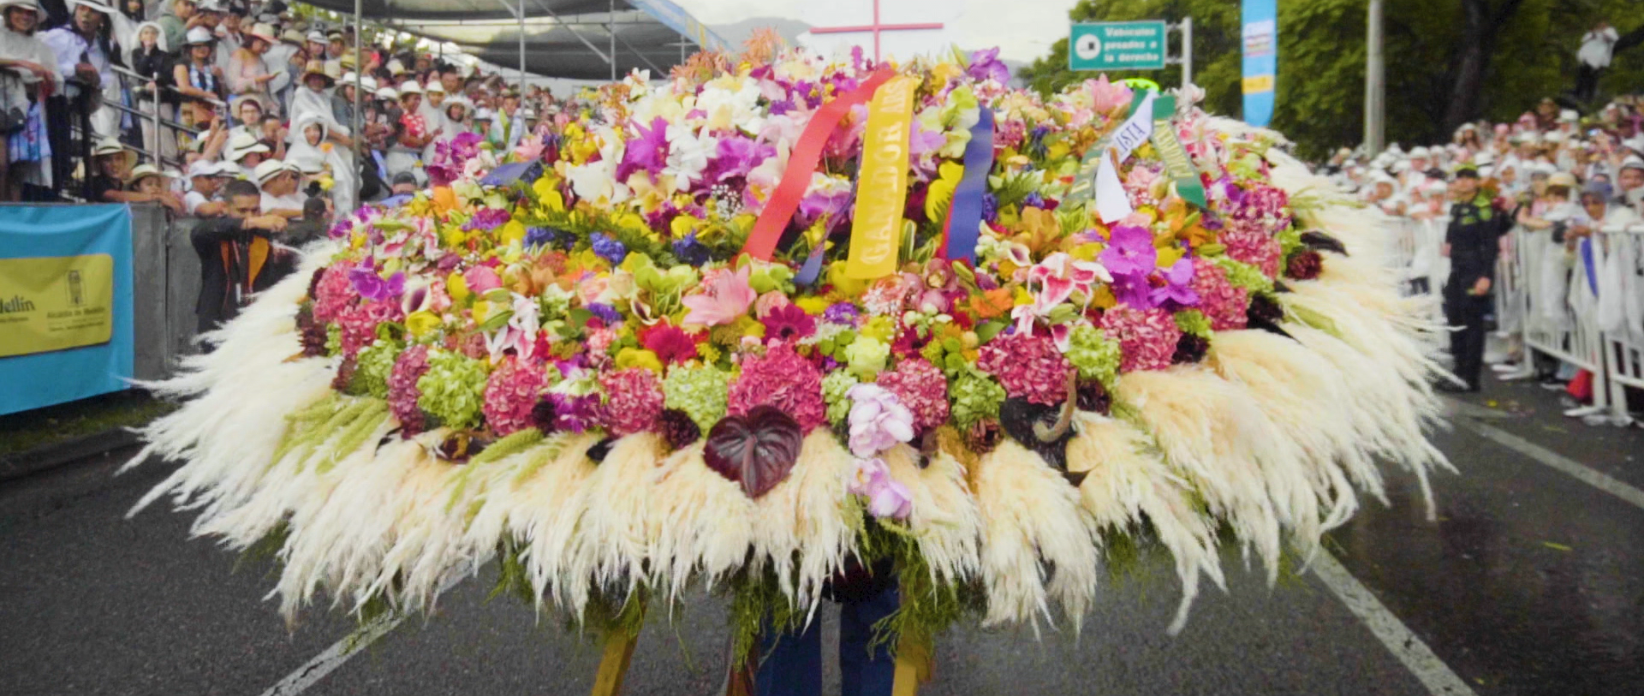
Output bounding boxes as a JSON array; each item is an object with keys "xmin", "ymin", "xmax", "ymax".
[{"xmin": 590, "ymin": 232, "xmax": 627, "ymax": 265}]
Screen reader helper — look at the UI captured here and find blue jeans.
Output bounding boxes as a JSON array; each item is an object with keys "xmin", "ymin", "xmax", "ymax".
[{"xmin": 754, "ymin": 583, "xmax": 900, "ymax": 696}]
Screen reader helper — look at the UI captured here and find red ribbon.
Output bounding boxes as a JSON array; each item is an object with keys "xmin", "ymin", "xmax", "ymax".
[{"xmin": 740, "ymin": 70, "xmax": 895, "ymax": 261}]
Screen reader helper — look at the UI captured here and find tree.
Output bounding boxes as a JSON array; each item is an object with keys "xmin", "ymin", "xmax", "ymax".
[{"xmin": 1018, "ymin": 0, "xmax": 1634, "ymax": 159}]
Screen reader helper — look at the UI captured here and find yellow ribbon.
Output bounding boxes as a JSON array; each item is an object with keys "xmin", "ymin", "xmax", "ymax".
[{"xmin": 844, "ymin": 76, "xmax": 918, "ymax": 280}]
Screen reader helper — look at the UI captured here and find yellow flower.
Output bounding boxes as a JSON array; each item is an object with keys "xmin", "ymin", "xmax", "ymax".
[
  {"xmin": 733, "ymin": 315, "xmax": 765, "ymax": 339},
  {"xmin": 827, "ymin": 263, "xmax": 869, "ymax": 297},
  {"xmin": 1014, "ymin": 206, "xmax": 1061, "ymax": 256},
  {"xmin": 924, "ymin": 161, "xmax": 964, "ymax": 222},
  {"xmin": 446, "ymin": 272, "xmax": 470, "ymax": 303},
  {"xmin": 615, "ymin": 348, "xmax": 664, "ymax": 374},
  {"xmin": 442, "ymin": 225, "xmax": 466, "ymax": 249},
  {"xmin": 533, "ymin": 176, "xmax": 565, "ymax": 212},
  {"xmin": 1156, "ymin": 244, "xmax": 1185, "ymax": 270},
  {"xmin": 405, "ymin": 311, "xmax": 441, "ymax": 338},
  {"xmin": 499, "ymin": 220, "xmax": 527, "ymax": 247},
  {"xmin": 860, "ymin": 315, "xmax": 895, "ymax": 341},
  {"xmin": 472, "ymin": 300, "xmax": 494, "ymax": 324},
  {"xmin": 671, "ymin": 214, "xmax": 703, "ymax": 239},
  {"xmin": 794, "ymin": 297, "xmax": 829, "ymax": 315}
]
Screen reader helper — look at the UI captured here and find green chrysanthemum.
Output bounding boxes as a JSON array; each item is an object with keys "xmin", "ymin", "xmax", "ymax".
[
  {"xmin": 1065, "ymin": 324, "xmax": 1122, "ymax": 386},
  {"xmin": 415, "ymin": 349, "xmax": 490, "ymax": 430},
  {"xmin": 354, "ymin": 339, "xmax": 403, "ymax": 399},
  {"xmin": 949, "ymin": 368, "xmax": 1006, "ymax": 430},
  {"xmin": 821, "ymin": 370, "xmax": 861, "ymax": 427},
  {"xmin": 1212, "ymin": 256, "xmax": 1275, "ymax": 295},
  {"xmin": 662, "ymin": 364, "xmax": 732, "ymax": 432}
]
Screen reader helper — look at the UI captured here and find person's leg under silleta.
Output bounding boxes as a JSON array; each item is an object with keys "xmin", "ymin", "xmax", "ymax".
[
  {"xmin": 1458, "ymin": 296, "xmax": 1490, "ymax": 389},
  {"xmin": 755, "ymin": 612, "xmax": 823, "ymax": 696},
  {"xmin": 839, "ymin": 583, "xmax": 899, "ymax": 696}
]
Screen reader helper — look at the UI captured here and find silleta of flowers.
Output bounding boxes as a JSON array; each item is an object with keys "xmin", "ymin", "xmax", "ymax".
[{"xmin": 131, "ymin": 40, "xmax": 1449, "ymax": 656}]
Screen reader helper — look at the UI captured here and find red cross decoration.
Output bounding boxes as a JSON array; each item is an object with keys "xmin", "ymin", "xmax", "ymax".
[{"xmin": 809, "ymin": 0, "xmax": 945, "ymax": 61}]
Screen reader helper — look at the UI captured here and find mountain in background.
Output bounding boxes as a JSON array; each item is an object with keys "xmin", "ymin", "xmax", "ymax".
[{"xmin": 712, "ymin": 17, "xmax": 813, "ymax": 49}]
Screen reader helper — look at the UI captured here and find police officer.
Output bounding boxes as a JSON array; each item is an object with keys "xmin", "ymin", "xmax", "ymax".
[{"xmin": 1441, "ymin": 164, "xmax": 1510, "ymax": 392}]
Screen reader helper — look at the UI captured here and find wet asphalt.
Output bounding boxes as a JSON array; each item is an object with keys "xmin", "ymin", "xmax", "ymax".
[{"xmin": 1, "ymin": 374, "xmax": 1640, "ymax": 696}]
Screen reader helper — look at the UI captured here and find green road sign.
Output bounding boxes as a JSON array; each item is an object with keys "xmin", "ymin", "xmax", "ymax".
[{"xmin": 1069, "ymin": 21, "xmax": 1168, "ymax": 71}]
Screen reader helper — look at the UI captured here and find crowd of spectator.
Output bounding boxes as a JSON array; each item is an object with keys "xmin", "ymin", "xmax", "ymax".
[
  {"xmin": 1322, "ymin": 94, "xmax": 1644, "ymax": 406},
  {"xmin": 1, "ymin": 0, "xmax": 558, "ymax": 217}
]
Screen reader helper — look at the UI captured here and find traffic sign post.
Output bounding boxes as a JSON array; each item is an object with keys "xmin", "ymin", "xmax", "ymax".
[{"xmin": 1069, "ymin": 19, "xmax": 1194, "ymax": 89}]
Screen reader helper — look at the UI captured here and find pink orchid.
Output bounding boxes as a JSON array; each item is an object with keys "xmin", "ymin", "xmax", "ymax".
[
  {"xmin": 513, "ymin": 135, "xmax": 545, "ymax": 162},
  {"xmin": 1089, "ymin": 75, "xmax": 1133, "ymax": 114},
  {"xmin": 849, "ymin": 457, "xmax": 913, "ymax": 520},
  {"xmin": 682, "ymin": 264, "xmax": 756, "ymax": 327}
]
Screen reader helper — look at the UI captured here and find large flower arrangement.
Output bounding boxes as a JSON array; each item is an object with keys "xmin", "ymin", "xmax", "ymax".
[{"xmin": 133, "ymin": 40, "xmax": 1447, "ymax": 659}]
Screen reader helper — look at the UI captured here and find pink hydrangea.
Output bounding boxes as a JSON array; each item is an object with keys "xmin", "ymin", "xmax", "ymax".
[
  {"xmin": 387, "ymin": 345, "xmax": 431, "ymax": 434},
  {"xmin": 311, "ymin": 263, "xmax": 355, "ymax": 324},
  {"xmin": 976, "ymin": 332, "xmax": 1074, "ymax": 406},
  {"xmin": 599, "ymin": 368, "xmax": 665, "ymax": 436},
  {"xmin": 1190, "ymin": 257, "xmax": 1249, "ymax": 331},
  {"xmin": 336, "ymin": 301, "xmax": 403, "ymax": 358},
  {"xmin": 727, "ymin": 344, "xmax": 827, "ymax": 431},
  {"xmin": 482, "ymin": 358, "xmax": 548, "ymax": 436},
  {"xmin": 1220, "ymin": 227, "xmax": 1283, "ymax": 278},
  {"xmin": 875, "ymin": 358, "xmax": 949, "ymax": 432},
  {"xmin": 1099, "ymin": 306, "xmax": 1183, "ymax": 373}
]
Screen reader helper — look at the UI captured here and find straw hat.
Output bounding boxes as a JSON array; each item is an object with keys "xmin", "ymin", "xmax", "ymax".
[
  {"xmin": 226, "ymin": 132, "xmax": 271, "ymax": 162},
  {"xmin": 397, "ymin": 80, "xmax": 422, "ymax": 96},
  {"xmin": 124, "ymin": 163, "xmax": 165, "ymax": 186},
  {"xmin": 300, "ymin": 60, "xmax": 335, "ymax": 87},
  {"xmin": 66, "ymin": 0, "xmax": 115, "ymax": 16},
  {"xmin": 252, "ymin": 159, "xmax": 293, "ymax": 185},
  {"xmin": 246, "ymin": 22, "xmax": 278, "ymax": 46},
  {"xmin": 279, "ymin": 28, "xmax": 305, "ymax": 45},
  {"xmin": 385, "ymin": 59, "xmax": 406, "ymax": 75},
  {"xmin": 306, "ymin": 30, "xmax": 326, "ymax": 45},
  {"xmin": 91, "ymin": 139, "xmax": 137, "ymax": 170},
  {"xmin": 423, "ymin": 82, "xmax": 445, "ymax": 95},
  {"xmin": 359, "ymin": 76, "xmax": 378, "ymax": 93},
  {"xmin": 0, "ymin": 0, "xmax": 46, "ymax": 20},
  {"xmin": 375, "ymin": 86, "xmax": 399, "ymax": 101},
  {"xmin": 1548, "ymin": 172, "xmax": 1578, "ymax": 189}
]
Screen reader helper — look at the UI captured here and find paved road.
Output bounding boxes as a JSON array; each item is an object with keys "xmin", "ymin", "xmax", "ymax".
[{"xmin": 2, "ymin": 375, "xmax": 1640, "ymax": 696}]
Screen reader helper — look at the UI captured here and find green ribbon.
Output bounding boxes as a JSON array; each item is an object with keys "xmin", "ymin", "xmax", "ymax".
[{"xmin": 1147, "ymin": 96, "xmax": 1207, "ymax": 209}]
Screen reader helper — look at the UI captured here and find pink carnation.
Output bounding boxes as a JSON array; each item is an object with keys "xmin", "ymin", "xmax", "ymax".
[
  {"xmin": 875, "ymin": 358, "xmax": 949, "ymax": 432},
  {"xmin": 311, "ymin": 263, "xmax": 355, "ymax": 324},
  {"xmin": 976, "ymin": 332, "xmax": 1074, "ymax": 406},
  {"xmin": 1099, "ymin": 306, "xmax": 1183, "ymax": 373},
  {"xmin": 599, "ymin": 368, "xmax": 665, "ymax": 436},
  {"xmin": 1189, "ymin": 257, "xmax": 1249, "ymax": 331},
  {"xmin": 1220, "ymin": 227, "xmax": 1283, "ymax": 278},
  {"xmin": 727, "ymin": 344, "xmax": 827, "ymax": 431},
  {"xmin": 754, "ymin": 290, "xmax": 792, "ymax": 319},
  {"xmin": 387, "ymin": 345, "xmax": 431, "ymax": 435},
  {"xmin": 482, "ymin": 358, "xmax": 548, "ymax": 436}
]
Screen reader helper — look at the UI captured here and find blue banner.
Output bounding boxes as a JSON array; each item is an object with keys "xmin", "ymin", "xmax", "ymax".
[
  {"xmin": 1241, "ymin": 0, "xmax": 1277, "ymax": 128},
  {"xmin": 0, "ymin": 205, "xmax": 134, "ymax": 415}
]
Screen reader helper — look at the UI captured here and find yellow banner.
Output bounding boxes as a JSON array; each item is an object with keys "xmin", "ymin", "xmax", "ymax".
[
  {"xmin": 845, "ymin": 75, "xmax": 917, "ymax": 280},
  {"xmin": 1242, "ymin": 74, "xmax": 1274, "ymax": 93},
  {"xmin": 0, "ymin": 255, "xmax": 115, "ymax": 358}
]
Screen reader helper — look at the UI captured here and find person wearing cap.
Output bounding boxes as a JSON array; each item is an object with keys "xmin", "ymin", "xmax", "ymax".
[
  {"xmin": 0, "ymin": 0, "xmax": 62, "ymax": 200},
  {"xmin": 1439, "ymin": 164, "xmax": 1512, "ymax": 393},
  {"xmin": 227, "ymin": 20, "xmax": 278, "ymax": 114},
  {"xmin": 189, "ymin": 177, "xmax": 292, "ymax": 338},
  {"xmin": 183, "ymin": 158, "xmax": 230, "ymax": 216},
  {"xmin": 326, "ymin": 30, "xmax": 345, "ymax": 61}
]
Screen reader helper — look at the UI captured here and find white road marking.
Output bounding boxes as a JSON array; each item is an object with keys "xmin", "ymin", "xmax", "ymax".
[
  {"xmin": 1313, "ymin": 552, "xmax": 1479, "ymax": 696},
  {"xmin": 257, "ymin": 574, "xmax": 467, "ymax": 696},
  {"xmin": 1454, "ymin": 415, "xmax": 1644, "ymax": 511}
]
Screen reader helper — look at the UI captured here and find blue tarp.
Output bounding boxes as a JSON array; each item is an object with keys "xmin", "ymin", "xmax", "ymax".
[{"xmin": 0, "ymin": 205, "xmax": 135, "ymax": 415}]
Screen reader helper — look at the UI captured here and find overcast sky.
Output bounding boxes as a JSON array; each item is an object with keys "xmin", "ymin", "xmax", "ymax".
[{"xmin": 673, "ymin": 0, "xmax": 1081, "ymax": 64}]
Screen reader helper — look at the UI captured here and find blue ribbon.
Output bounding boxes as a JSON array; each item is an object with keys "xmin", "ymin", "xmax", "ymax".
[
  {"xmin": 944, "ymin": 108, "xmax": 995, "ymax": 264},
  {"xmin": 1581, "ymin": 237, "xmax": 1598, "ymax": 296}
]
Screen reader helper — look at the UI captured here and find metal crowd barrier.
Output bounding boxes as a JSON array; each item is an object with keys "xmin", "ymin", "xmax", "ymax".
[{"xmin": 1382, "ymin": 210, "xmax": 1643, "ymax": 426}]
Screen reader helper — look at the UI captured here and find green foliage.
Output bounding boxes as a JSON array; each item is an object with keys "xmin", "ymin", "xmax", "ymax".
[{"xmin": 1019, "ymin": 0, "xmax": 1644, "ymax": 159}]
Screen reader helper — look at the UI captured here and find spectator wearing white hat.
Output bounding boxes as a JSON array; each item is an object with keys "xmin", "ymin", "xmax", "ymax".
[
  {"xmin": 330, "ymin": 71, "xmax": 370, "ymax": 130},
  {"xmin": 254, "ymin": 158, "xmax": 303, "ymax": 218},
  {"xmin": 41, "ymin": 0, "xmax": 119, "ymax": 185},
  {"xmin": 124, "ymin": 162, "xmax": 184, "ymax": 213},
  {"xmin": 385, "ymin": 79, "xmax": 427, "ymax": 179},
  {"xmin": 1616, "ymin": 156, "xmax": 1644, "ymax": 213},
  {"xmin": 183, "ymin": 158, "xmax": 231, "ymax": 216},
  {"xmin": 287, "ymin": 109, "xmax": 355, "ymax": 212},
  {"xmin": 224, "ymin": 129, "xmax": 268, "ymax": 178},
  {"xmin": 0, "ymin": 0, "xmax": 62, "ymax": 200}
]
